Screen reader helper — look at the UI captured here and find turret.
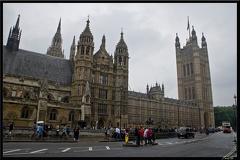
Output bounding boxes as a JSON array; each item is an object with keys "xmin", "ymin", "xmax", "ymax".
[
  {"xmin": 6, "ymin": 14, "xmax": 22, "ymax": 52},
  {"xmin": 114, "ymin": 29, "xmax": 129, "ymax": 69},
  {"xmin": 46, "ymin": 18, "xmax": 64, "ymax": 58},
  {"xmin": 201, "ymin": 32, "xmax": 207, "ymax": 48},
  {"xmin": 70, "ymin": 36, "xmax": 76, "ymax": 71}
]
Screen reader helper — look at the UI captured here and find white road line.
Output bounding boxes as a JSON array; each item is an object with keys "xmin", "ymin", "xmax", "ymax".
[
  {"xmin": 106, "ymin": 146, "xmax": 110, "ymax": 150},
  {"xmin": 61, "ymin": 148, "xmax": 71, "ymax": 152},
  {"xmin": 166, "ymin": 142, "xmax": 172, "ymax": 144},
  {"xmin": 3, "ymin": 149, "xmax": 21, "ymax": 154},
  {"xmin": 89, "ymin": 147, "xmax": 93, "ymax": 151},
  {"xmin": 30, "ymin": 149, "xmax": 48, "ymax": 153}
]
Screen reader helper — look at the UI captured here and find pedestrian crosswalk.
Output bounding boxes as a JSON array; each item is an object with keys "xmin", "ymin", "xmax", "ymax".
[
  {"xmin": 3, "ymin": 146, "xmax": 121, "ymax": 156},
  {"xmin": 3, "ymin": 138, "xmax": 207, "ymax": 156}
]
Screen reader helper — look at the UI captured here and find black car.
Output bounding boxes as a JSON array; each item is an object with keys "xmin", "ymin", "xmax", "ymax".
[{"xmin": 177, "ymin": 127, "xmax": 195, "ymax": 138}]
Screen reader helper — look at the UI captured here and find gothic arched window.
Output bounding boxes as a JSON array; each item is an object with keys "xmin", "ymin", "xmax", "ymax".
[
  {"xmin": 81, "ymin": 45, "xmax": 84, "ymax": 55},
  {"xmin": 119, "ymin": 56, "xmax": 122, "ymax": 65},
  {"xmin": 50, "ymin": 109, "xmax": 58, "ymax": 120},
  {"xmin": 21, "ymin": 106, "xmax": 30, "ymax": 119},
  {"xmin": 86, "ymin": 46, "xmax": 89, "ymax": 55},
  {"xmin": 68, "ymin": 111, "xmax": 75, "ymax": 122}
]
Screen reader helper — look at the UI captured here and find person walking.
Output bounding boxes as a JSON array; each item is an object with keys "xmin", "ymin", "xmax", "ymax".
[
  {"xmin": 56, "ymin": 125, "xmax": 59, "ymax": 138},
  {"xmin": 147, "ymin": 128, "xmax": 153, "ymax": 145},
  {"xmin": 73, "ymin": 126, "xmax": 80, "ymax": 141},
  {"xmin": 60, "ymin": 125, "xmax": 67, "ymax": 140},
  {"xmin": 143, "ymin": 128, "xmax": 148, "ymax": 146},
  {"xmin": 104, "ymin": 128, "xmax": 108, "ymax": 139},
  {"xmin": 66, "ymin": 126, "xmax": 70, "ymax": 139},
  {"xmin": 134, "ymin": 127, "xmax": 140, "ymax": 146},
  {"xmin": 8, "ymin": 122, "xmax": 14, "ymax": 139},
  {"xmin": 115, "ymin": 127, "xmax": 121, "ymax": 140},
  {"xmin": 35, "ymin": 124, "xmax": 43, "ymax": 140},
  {"xmin": 48, "ymin": 123, "xmax": 53, "ymax": 138},
  {"xmin": 139, "ymin": 127, "xmax": 144, "ymax": 146}
]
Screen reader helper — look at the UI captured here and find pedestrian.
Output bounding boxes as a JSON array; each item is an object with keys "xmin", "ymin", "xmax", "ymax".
[
  {"xmin": 8, "ymin": 122, "xmax": 14, "ymax": 139},
  {"xmin": 139, "ymin": 126, "xmax": 144, "ymax": 146},
  {"xmin": 42, "ymin": 124, "xmax": 47, "ymax": 139},
  {"xmin": 35, "ymin": 124, "xmax": 43, "ymax": 140},
  {"xmin": 74, "ymin": 126, "xmax": 80, "ymax": 141},
  {"xmin": 134, "ymin": 127, "xmax": 140, "ymax": 146},
  {"xmin": 30, "ymin": 122, "xmax": 36, "ymax": 138},
  {"xmin": 143, "ymin": 128, "xmax": 148, "ymax": 146},
  {"xmin": 107, "ymin": 128, "xmax": 110, "ymax": 139},
  {"xmin": 104, "ymin": 128, "xmax": 108, "ymax": 139},
  {"xmin": 115, "ymin": 127, "xmax": 120, "ymax": 140},
  {"xmin": 48, "ymin": 123, "xmax": 53, "ymax": 138},
  {"xmin": 66, "ymin": 126, "xmax": 70, "ymax": 138},
  {"xmin": 147, "ymin": 129, "xmax": 153, "ymax": 145},
  {"xmin": 73, "ymin": 126, "xmax": 77, "ymax": 141},
  {"xmin": 44, "ymin": 123, "xmax": 49, "ymax": 139},
  {"xmin": 56, "ymin": 125, "xmax": 59, "ymax": 138},
  {"xmin": 60, "ymin": 124, "xmax": 67, "ymax": 140}
]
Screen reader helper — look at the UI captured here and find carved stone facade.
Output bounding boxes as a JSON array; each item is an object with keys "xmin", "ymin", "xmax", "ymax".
[{"xmin": 2, "ymin": 15, "xmax": 215, "ymax": 130}]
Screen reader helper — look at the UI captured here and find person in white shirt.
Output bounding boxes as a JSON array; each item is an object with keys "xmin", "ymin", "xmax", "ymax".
[
  {"xmin": 116, "ymin": 127, "xmax": 121, "ymax": 140},
  {"xmin": 143, "ymin": 128, "xmax": 148, "ymax": 146}
]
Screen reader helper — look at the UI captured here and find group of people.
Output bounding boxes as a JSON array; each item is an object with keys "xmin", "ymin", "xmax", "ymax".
[
  {"xmin": 34, "ymin": 123, "xmax": 80, "ymax": 141},
  {"xmin": 133, "ymin": 126, "xmax": 155, "ymax": 146},
  {"xmin": 35, "ymin": 123, "xmax": 53, "ymax": 140},
  {"xmin": 58, "ymin": 124, "xmax": 80, "ymax": 141}
]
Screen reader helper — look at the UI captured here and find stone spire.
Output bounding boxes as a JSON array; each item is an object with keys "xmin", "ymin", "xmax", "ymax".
[
  {"xmin": 6, "ymin": 14, "xmax": 22, "ymax": 52},
  {"xmin": 46, "ymin": 18, "xmax": 64, "ymax": 58}
]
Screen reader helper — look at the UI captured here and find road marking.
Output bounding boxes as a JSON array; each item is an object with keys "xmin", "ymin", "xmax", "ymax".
[
  {"xmin": 3, "ymin": 149, "xmax": 21, "ymax": 154},
  {"xmin": 89, "ymin": 147, "xmax": 93, "ymax": 151},
  {"xmin": 30, "ymin": 149, "xmax": 48, "ymax": 153},
  {"xmin": 106, "ymin": 146, "xmax": 110, "ymax": 150},
  {"xmin": 61, "ymin": 148, "xmax": 71, "ymax": 152},
  {"xmin": 166, "ymin": 142, "xmax": 172, "ymax": 144}
]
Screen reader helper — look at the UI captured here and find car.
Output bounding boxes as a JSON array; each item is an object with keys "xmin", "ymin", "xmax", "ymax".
[
  {"xmin": 208, "ymin": 127, "xmax": 215, "ymax": 133},
  {"xmin": 177, "ymin": 127, "xmax": 195, "ymax": 139}
]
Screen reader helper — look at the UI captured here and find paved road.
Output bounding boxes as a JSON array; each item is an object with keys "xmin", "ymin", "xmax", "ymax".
[{"xmin": 3, "ymin": 131, "xmax": 237, "ymax": 158}]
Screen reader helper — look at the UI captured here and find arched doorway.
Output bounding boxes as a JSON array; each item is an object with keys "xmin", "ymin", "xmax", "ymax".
[
  {"xmin": 98, "ymin": 119, "xmax": 104, "ymax": 129},
  {"xmin": 204, "ymin": 111, "xmax": 209, "ymax": 128}
]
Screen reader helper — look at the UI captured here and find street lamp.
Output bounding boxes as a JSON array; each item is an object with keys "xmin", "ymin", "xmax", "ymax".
[
  {"xmin": 120, "ymin": 85, "xmax": 123, "ymax": 130},
  {"xmin": 233, "ymin": 94, "xmax": 237, "ymax": 132}
]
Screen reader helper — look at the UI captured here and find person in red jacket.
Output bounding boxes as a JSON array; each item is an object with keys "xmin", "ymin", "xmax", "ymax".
[
  {"xmin": 139, "ymin": 126, "xmax": 144, "ymax": 146},
  {"xmin": 147, "ymin": 129, "xmax": 153, "ymax": 145}
]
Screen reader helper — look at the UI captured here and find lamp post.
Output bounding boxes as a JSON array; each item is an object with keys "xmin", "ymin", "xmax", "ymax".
[
  {"xmin": 233, "ymin": 94, "xmax": 237, "ymax": 132},
  {"xmin": 120, "ymin": 85, "xmax": 123, "ymax": 130}
]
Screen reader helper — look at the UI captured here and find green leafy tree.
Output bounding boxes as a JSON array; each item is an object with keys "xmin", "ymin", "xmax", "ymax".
[{"xmin": 214, "ymin": 106, "xmax": 236, "ymax": 130}]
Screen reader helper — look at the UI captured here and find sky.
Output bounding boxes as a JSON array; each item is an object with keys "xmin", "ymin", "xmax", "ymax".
[{"xmin": 2, "ymin": 3, "xmax": 237, "ymax": 107}]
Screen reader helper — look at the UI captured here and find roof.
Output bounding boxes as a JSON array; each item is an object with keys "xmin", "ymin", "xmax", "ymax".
[{"xmin": 3, "ymin": 45, "xmax": 72, "ymax": 84}]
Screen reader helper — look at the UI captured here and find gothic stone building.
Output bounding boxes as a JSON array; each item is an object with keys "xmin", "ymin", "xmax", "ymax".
[{"xmin": 2, "ymin": 15, "xmax": 215, "ymax": 130}]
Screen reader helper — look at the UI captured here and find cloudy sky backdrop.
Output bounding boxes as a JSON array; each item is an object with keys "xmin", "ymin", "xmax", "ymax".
[{"xmin": 3, "ymin": 3, "xmax": 237, "ymax": 106}]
